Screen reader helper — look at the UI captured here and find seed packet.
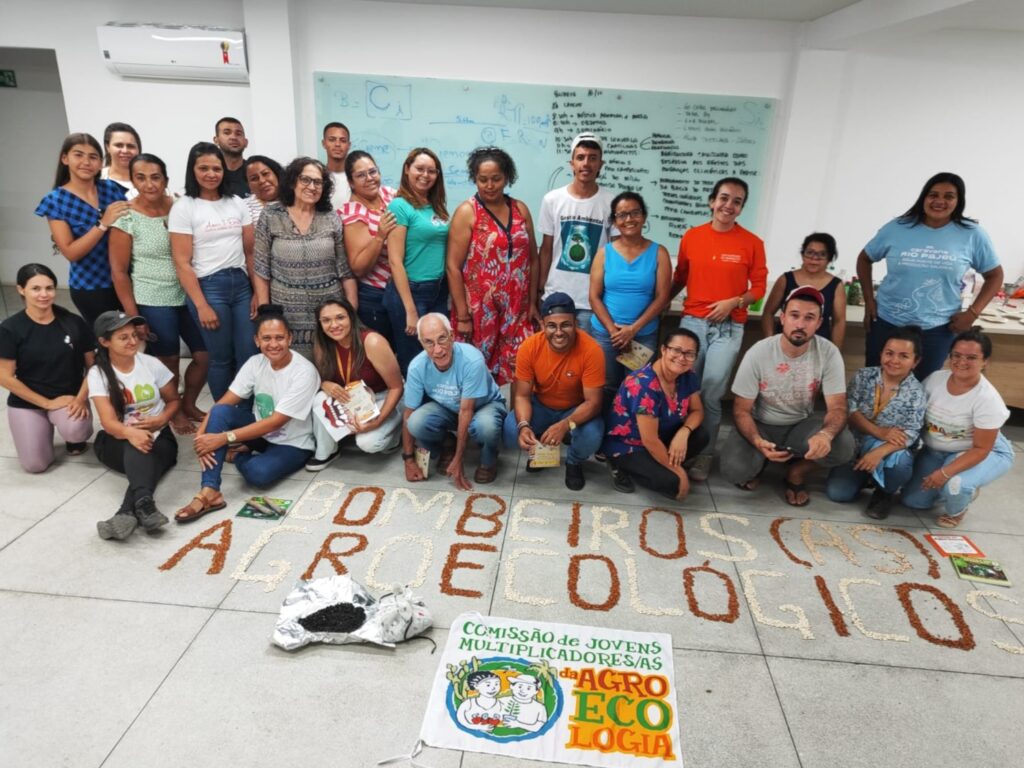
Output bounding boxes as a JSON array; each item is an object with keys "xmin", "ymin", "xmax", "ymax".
[
  {"xmin": 950, "ymin": 556, "xmax": 1011, "ymax": 587},
  {"xmin": 415, "ymin": 447, "xmax": 431, "ymax": 479},
  {"xmin": 237, "ymin": 496, "xmax": 292, "ymax": 520},
  {"xmin": 530, "ymin": 443, "xmax": 561, "ymax": 468},
  {"xmin": 615, "ymin": 341, "xmax": 654, "ymax": 370}
]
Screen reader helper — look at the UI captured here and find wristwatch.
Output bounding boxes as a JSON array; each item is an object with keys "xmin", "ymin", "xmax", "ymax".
[{"xmin": 226, "ymin": 431, "xmax": 238, "ymax": 444}]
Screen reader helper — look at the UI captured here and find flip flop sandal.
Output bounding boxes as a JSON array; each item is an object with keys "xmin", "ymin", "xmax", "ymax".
[
  {"xmin": 735, "ymin": 478, "xmax": 760, "ymax": 492},
  {"xmin": 784, "ymin": 479, "xmax": 810, "ymax": 507},
  {"xmin": 175, "ymin": 495, "xmax": 227, "ymax": 523},
  {"xmin": 936, "ymin": 513, "xmax": 965, "ymax": 528}
]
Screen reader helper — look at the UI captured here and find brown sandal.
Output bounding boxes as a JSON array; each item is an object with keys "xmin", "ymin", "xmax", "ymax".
[
  {"xmin": 174, "ymin": 494, "xmax": 227, "ymax": 523},
  {"xmin": 474, "ymin": 465, "xmax": 497, "ymax": 484}
]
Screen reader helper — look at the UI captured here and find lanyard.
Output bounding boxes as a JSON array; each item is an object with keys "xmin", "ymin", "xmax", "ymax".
[{"xmin": 334, "ymin": 342, "xmax": 355, "ymax": 386}]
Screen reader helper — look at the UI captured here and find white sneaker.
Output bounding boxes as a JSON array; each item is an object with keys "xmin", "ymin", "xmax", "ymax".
[{"xmin": 688, "ymin": 454, "xmax": 713, "ymax": 482}]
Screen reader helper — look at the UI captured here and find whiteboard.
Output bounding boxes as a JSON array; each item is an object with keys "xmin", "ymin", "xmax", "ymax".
[{"xmin": 314, "ymin": 71, "xmax": 775, "ymax": 249}]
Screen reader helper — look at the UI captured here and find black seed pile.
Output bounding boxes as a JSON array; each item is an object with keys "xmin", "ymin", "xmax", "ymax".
[{"xmin": 298, "ymin": 603, "xmax": 367, "ymax": 633}]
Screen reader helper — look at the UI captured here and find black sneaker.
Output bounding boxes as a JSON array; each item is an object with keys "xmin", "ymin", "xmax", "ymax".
[
  {"xmin": 97, "ymin": 513, "xmax": 137, "ymax": 540},
  {"xmin": 609, "ymin": 464, "xmax": 635, "ymax": 493},
  {"xmin": 305, "ymin": 448, "xmax": 339, "ymax": 472},
  {"xmin": 565, "ymin": 462, "xmax": 585, "ymax": 491},
  {"xmin": 865, "ymin": 488, "xmax": 893, "ymax": 520},
  {"xmin": 134, "ymin": 496, "xmax": 169, "ymax": 530},
  {"xmin": 525, "ymin": 460, "xmax": 543, "ymax": 473}
]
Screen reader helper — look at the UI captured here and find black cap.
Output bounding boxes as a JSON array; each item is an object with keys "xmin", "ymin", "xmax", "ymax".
[
  {"xmin": 541, "ymin": 292, "xmax": 576, "ymax": 317},
  {"xmin": 93, "ymin": 310, "xmax": 145, "ymax": 338}
]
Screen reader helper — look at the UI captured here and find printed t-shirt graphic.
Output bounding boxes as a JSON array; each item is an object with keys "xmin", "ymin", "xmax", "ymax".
[{"xmin": 557, "ymin": 218, "xmax": 604, "ymax": 274}]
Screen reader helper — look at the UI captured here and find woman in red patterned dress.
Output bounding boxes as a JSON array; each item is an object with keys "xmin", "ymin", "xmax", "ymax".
[{"xmin": 446, "ymin": 147, "xmax": 539, "ymax": 385}]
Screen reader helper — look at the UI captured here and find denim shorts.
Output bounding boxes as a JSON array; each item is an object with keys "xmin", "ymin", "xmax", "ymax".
[{"xmin": 138, "ymin": 304, "xmax": 207, "ymax": 357}]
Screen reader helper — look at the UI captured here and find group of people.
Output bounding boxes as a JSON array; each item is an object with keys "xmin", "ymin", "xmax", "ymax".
[{"xmin": 1, "ymin": 119, "xmax": 1014, "ymax": 540}]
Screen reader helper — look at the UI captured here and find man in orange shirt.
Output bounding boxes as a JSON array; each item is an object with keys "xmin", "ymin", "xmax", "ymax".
[
  {"xmin": 669, "ymin": 176, "xmax": 768, "ymax": 482},
  {"xmin": 503, "ymin": 292, "xmax": 605, "ymax": 490}
]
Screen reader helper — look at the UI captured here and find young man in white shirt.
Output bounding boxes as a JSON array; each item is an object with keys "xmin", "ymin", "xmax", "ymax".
[{"xmin": 322, "ymin": 122, "xmax": 352, "ymax": 210}]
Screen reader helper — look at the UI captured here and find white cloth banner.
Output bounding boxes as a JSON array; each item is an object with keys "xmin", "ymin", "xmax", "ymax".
[{"xmin": 419, "ymin": 613, "xmax": 682, "ymax": 766}]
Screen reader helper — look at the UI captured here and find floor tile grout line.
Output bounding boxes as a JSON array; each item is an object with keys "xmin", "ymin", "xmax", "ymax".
[
  {"xmin": 0, "ymin": 468, "xmax": 112, "ymax": 556},
  {"xmin": 979, "ymin": 592, "xmax": 1024, "ymax": 648},
  {"xmin": 0, "ymin": 586, "xmax": 232, "ymax": 612},
  {"xmin": 97, "ymin": 576, "xmax": 242, "ymax": 768},
  {"xmin": 755, "ymin": 650, "xmax": 1024, "ymax": 682}
]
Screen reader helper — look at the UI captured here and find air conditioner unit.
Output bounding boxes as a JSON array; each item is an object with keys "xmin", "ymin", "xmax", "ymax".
[{"xmin": 97, "ymin": 23, "xmax": 249, "ymax": 84}]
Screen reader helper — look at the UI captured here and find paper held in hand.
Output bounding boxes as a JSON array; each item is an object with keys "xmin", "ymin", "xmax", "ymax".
[
  {"xmin": 312, "ymin": 383, "xmax": 380, "ymax": 441},
  {"xmin": 615, "ymin": 341, "xmax": 654, "ymax": 370},
  {"xmin": 530, "ymin": 443, "xmax": 561, "ymax": 468},
  {"xmin": 415, "ymin": 447, "xmax": 431, "ymax": 479}
]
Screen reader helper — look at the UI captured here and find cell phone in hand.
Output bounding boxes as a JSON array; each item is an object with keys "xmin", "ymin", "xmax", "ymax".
[{"xmin": 782, "ymin": 446, "xmax": 804, "ymax": 458}]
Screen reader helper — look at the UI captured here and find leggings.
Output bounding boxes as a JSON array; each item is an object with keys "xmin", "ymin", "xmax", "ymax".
[
  {"xmin": 609, "ymin": 424, "xmax": 711, "ymax": 499},
  {"xmin": 93, "ymin": 427, "xmax": 178, "ymax": 512},
  {"xmin": 7, "ymin": 404, "xmax": 94, "ymax": 473},
  {"xmin": 69, "ymin": 287, "xmax": 121, "ymax": 331}
]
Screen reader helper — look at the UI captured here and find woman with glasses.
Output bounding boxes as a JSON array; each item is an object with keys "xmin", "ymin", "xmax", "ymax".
[
  {"xmin": 384, "ymin": 147, "xmax": 450, "ymax": 374},
  {"xmin": 170, "ymin": 141, "xmax": 256, "ymax": 401},
  {"xmin": 604, "ymin": 328, "xmax": 709, "ymax": 501},
  {"xmin": 668, "ymin": 177, "xmax": 768, "ymax": 482},
  {"xmin": 589, "ymin": 191, "xmax": 672, "ymax": 417},
  {"xmin": 857, "ymin": 172, "xmax": 1003, "ymax": 380},
  {"xmin": 760, "ymin": 233, "xmax": 846, "ymax": 348},
  {"xmin": 902, "ymin": 328, "xmax": 1014, "ymax": 528},
  {"xmin": 340, "ymin": 150, "xmax": 398, "ymax": 342},
  {"xmin": 447, "ymin": 146, "xmax": 538, "ymax": 385},
  {"xmin": 253, "ymin": 157, "xmax": 356, "ymax": 359}
]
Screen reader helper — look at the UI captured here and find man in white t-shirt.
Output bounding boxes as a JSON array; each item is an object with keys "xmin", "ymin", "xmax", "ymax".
[
  {"xmin": 322, "ymin": 122, "xmax": 352, "ymax": 211},
  {"xmin": 538, "ymin": 132, "xmax": 616, "ymax": 330},
  {"xmin": 721, "ymin": 286, "xmax": 855, "ymax": 506}
]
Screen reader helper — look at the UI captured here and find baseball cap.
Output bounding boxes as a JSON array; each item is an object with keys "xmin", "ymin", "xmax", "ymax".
[
  {"xmin": 94, "ymin": 310, "xmax": 146, "ymax": 338},
  {"xmin": 783, "ymin": 285, "xmax": 825, "ymax": 309},
  {"xmin": 570, "ymin": 132, "xmax": 603, "ymax": 154},
  {"xmin": 541, "ymin": 292, "xmax": 576, "ymax": 317}
]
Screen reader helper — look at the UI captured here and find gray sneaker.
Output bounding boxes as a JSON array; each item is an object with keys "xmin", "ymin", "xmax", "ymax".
[
  {"xmin": 687, "ymin": 454, "xmax": 713, "ymax": 482},
  {"xmin": 97, "ymin": 513, "xmax": 137, "ymax": 541},
  {"xmin": 134, "ymin": 496, "xmax": 169, "ymax": 530}
]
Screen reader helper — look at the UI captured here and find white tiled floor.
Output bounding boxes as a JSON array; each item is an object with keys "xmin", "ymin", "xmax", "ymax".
[{"xmin": 2, "ymin": 289, "xmax": 1023, "ymax": 767}]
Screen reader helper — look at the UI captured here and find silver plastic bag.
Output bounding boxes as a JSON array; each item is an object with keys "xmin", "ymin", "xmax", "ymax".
[{"xmin": 272, "ymin": 575, "xmax": 432, "ymax": 651}]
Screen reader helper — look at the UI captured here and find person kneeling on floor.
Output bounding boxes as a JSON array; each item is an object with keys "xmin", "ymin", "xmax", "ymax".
[
  {"xmin": 176, "ymin": 304, "xmax": 320, "ymax": 523},
  {"xmin": 401, "ymin": 313, "xmax": 507, "ymax": 490},
  {"xmin": 89, "ymin": 311, "xmax": 180, "ymax": 540},
  {"xmin": 503, "ymin": 292, "xmax": 605, "ymax": 490},
  {"xmin": 721, "ymin": 286, "xmax": 854, "ymax": 506}
]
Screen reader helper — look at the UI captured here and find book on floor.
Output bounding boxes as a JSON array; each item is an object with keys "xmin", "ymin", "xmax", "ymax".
[
  {"xmin": 237, "ymin": 496, "xmax": 292, "ymax": 520},
  {"xmin": 949, "ymin": 556, "xmax": 1011, "ymax": 587},
  {"xmin": 924, "ymin": 533, "xmax": 985, "ymax": 558}
]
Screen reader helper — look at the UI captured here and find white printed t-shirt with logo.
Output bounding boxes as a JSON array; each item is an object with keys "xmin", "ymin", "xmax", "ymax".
[
  {"xmin": 87, "ymin": 353, "xmax": 173, "ymax": 425},
  {"xmin": 921, "ymin": 370, "xmax": 1009, "ymax": 454},
  {"xmin": 228, "ymin": 353, "xmax": 320, "ymax": 451},
  {"xmin": 330, "ymin": 172, "xmax": 352, "ymax": 212},
  {"xmin": 731, "ymin": 335, "xmax": 846, "ymax": 425},
  {"xmin": 539, "ymin": 185, "xmax": 616, "ymax": 310},
  {"xmin": 168, "ymin": 195, "xmax": 252, "ymax": 278}
]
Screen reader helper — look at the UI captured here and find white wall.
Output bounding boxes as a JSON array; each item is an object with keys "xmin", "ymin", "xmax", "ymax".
[{"xmin": 2, "ymin": 0, "xmax": 1023, "ymax": 286}]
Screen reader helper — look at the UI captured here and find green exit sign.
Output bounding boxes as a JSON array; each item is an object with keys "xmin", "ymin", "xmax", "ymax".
[{"xmin": 0, "ymin": 70, "xmax": 16, "ymax": 88}]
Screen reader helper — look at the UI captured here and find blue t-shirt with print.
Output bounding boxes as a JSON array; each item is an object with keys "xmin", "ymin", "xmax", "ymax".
[
  {"xmin": 865, "ymin": 218, "xmax": 999, "ymax": 329},
  {"xmin": 405, "ymin": 342, "xmax": 503, "ymax": 413}
]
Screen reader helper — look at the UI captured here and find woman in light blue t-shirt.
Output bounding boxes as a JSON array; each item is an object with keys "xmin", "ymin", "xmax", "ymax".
[
  {"xmin": 856, "ymin": 172, "xmax": 1003, "ymax": 380},
  {"xmin": 384, "ymin": 147, "xmax": 450, "ymax": 373}
]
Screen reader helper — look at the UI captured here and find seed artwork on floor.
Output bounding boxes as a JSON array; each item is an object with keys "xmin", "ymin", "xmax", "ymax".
[{"xmin": 158, "ymin": 481, "xmax": 1024, "ymax": 658}]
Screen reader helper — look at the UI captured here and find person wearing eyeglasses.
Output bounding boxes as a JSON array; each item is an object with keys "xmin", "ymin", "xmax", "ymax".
[
  {"xmin": 760, "ymin": 233, "xmax": 846, "ymax": 348},
  {"xmin": 668, "ymin": 177, "xmax": 768, "ymax": 483},
  {"xmin": 385, "ymin": 148, "xmax": 450, "ymax": 374},
  {"xmin": 401, "ymin": 313, "xmax": 507, "ymax": 490},
  {"xmin": 721, "ymin": 286, "xmax": 854, "ymax": 507},
  {"xmin": 252, "ymin": 157, "xmax": 356, "ymax": 359},
  {"xmin": 857, "ymin": 172, "xmax": 1003, "ymax": 381},
  {"xmin": 503, "ymin": 292, "xmax": 605, "ymax": 490},
  {"xmin": 589, "ymin": 191, "xmax": 672, "ymax": 421},
  {"xmin": 604, "ymin": 328, "xmax": 708, "ymax": 500},
  {"xmin": 341, "ymin": 150, "xmax": 399, "ymax": 343},
  {"xmin": 902, "ymin": 328, "xmax": 1014, "ymax": 528}
]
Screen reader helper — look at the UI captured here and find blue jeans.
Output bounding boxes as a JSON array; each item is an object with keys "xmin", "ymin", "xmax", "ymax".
[
  {"xmin": 138, "ymin": 304, "xmax": 206, "ymax": 357},
  {"xmin": 680, "ymin": 315, "xmax": 745, "ymax": 456},
  {"xmin": 901, "ymin": 436, "xmax": 1015, "ymax": 518},
  {"xmin": 826, "ymin": 448, "xmax": 916, "ymax": 501},
  {"xmin": 590, "ymin": 324, "xmax": 658, "ymax": 420},
  {"xmin": 383, "ymin": 276, "xmax": 449, "ymax": 375},
  {"xmin": 406, "ymin": 400, "xmax": 506, "ymax": 467},
  {"xmin": 186, "ymin": 268, "xmax": 257, "ymax": 401},
  {"xmin": 201, "ymin": 404, "xmax": 312, "ymax": 491},
  {"xmin": 575, "ymin": 309, "xmax": 594, "ymax": 331},
  {"xmin": 357, "ymin": 283, "xmax": 393, "ymax": 345},
  {"xmin": 867, "ymin": 316, "xmax": 954, "ymax": 382},
  {"xmin": 501, "ymin": 396, "xmax": 604, "ymax": 464}
]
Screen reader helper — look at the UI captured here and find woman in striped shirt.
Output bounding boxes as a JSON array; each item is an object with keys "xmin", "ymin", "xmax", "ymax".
[{"xmin": 341, "ymin": 150, "xmax": 399, "ymax": 347}]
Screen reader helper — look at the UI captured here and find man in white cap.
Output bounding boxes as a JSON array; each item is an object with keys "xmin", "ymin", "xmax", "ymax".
[
  {"xmin": 502, "ymin": 674, "xmax": 548, "ymax": 733},
  {"xmin": 537, "ymin": 132, "xmax": 617, "ymax": 330}
]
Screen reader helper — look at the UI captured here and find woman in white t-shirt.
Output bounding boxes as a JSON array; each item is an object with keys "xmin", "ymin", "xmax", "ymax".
[
  {"xmin": 88, "ymin": 311, "xmax": 180, "ymax": 541},
  {"xmin": 903, "ymin": 329, "xmax": 1015, "ymax": 527},
  {"xmin": 170, "ymin": 142, "xmax": 257, "ymax": 402},
  {"xmin": 175, "ymin": 306, "xmax": 320, "ymax": 523}
]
